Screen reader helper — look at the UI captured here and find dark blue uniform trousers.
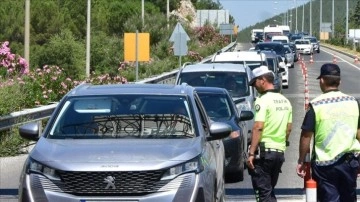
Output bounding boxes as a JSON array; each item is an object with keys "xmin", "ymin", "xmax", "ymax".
[
  {"xmin": 249, "ymin": 151, "xmax": 285, "ymax": 202},
  {"xmin": 312, "ymin": 154, "xmax": 359, "ymax": 202}
]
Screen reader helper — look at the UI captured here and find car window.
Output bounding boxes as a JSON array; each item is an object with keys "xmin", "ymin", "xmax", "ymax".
[
  {"xmin": 266, "ymin": 58, "xmax": 276, "ymax": 72},
  {"xmin": 49, "ymin": 95, "xmax": 195, "ymax": 139},
  {"xmin": 198, "ymin": 93, "xmax": 232, "ymax": 121},
  {"xmin": 178, "ymin": 71, "xmax": 250, "ymax": 97}
]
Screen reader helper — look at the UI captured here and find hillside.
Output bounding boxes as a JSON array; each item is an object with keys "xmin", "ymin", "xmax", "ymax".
[{"xmin": 237, "ymin": 0, "xmax": 360, "ymax": 42}]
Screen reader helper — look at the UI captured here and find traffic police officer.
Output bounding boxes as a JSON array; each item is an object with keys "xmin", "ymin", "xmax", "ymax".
[
  {"xmin": 247, "ymin": 66, "xmax": 293, "ymax": 202},
  {"xmin": 296, "ymin": 63, "xmax": 360, "ymax": 202}
]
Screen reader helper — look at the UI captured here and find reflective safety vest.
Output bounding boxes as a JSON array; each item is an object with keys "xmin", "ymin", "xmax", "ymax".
[
  {"xmin": 311, "ymin": 91, "xmax": 360, "ymax": 166},
  {"xmin": 255, "ymin": 91, "xmax": 292, "ymax": 151}
]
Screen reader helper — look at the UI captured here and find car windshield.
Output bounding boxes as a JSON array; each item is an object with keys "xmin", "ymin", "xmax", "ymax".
[
  {"xmin": 295, "ymin": 40, "xmax": 310, "ymax": 45},
  {"xmin": 198, "ymin": 93, "xmax": 233, "ymax": 121},
  {"xmin": 179, "ymin": 71, "xmax": 250, "ymax": 97},
  {"xmin": 255, "ymin": 43, "xmax": 284, "ymax": 55},
  {"xmin": 305, "ymin": 38, "xmax": 317, "ymax": 43},
  {"xmin": 48, "ymin": 95, "xmax": 195, "ymax": 139},
  {"xmin": 273, "ymin": 40, "xmax": 288, "ymax": 44}
]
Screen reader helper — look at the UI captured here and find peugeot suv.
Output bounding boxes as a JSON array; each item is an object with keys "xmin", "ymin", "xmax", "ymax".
[{"xmin": 18, "ymin": 83, "xmax": 231, "ymax": 202}]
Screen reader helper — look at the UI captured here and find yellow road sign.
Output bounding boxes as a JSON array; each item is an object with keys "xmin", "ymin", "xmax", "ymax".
[{"xmin": 124, "ymin": 33, "xmax": 150, "ymax": 61}]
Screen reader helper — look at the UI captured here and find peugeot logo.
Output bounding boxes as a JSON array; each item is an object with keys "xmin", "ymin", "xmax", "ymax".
[{"xmin": 104, "ymin": 176, "xmax": 116, "ymax": 189}]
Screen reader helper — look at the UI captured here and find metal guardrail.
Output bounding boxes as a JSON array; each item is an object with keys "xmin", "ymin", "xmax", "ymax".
[{"xmin": 0, "ymin": 42, "xmax": 238, "ymax": 132}]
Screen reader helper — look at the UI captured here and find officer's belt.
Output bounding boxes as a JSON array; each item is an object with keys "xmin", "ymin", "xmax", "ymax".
[{"xmin": 262, "ymin": 148, "xmax": 284, "ymax": 153}]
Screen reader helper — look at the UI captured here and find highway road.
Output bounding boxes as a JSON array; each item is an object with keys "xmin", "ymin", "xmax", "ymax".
[
  {"xmin": 1, "ymin": 43, "xmax": 360, "ymax": 202},
  {"xmin": 225, "ymin": 43, "xmax": 360, "ymax": 201}
]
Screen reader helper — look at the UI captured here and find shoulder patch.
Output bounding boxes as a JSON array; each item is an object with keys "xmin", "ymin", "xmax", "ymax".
[{"xmin": 255, "ymin": 104, "xmax": 260, "ymax": 112}]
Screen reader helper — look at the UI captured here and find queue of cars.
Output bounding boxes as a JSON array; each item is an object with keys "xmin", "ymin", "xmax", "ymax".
[{"xmin": 17, "ymin": 31, "xmax": 316, "ymax": 201}]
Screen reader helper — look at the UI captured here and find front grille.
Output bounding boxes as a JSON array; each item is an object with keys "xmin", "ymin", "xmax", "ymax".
[{"xmin": 57, "ymin": 170, "xmax": 167, "ymax": 195}]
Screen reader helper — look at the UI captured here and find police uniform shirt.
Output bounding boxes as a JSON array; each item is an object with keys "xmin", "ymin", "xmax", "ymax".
[
  {"xmin": 254, "ymin": 89, "xmax": 293, "ymax": 151},
  {"xmin": 301, "ymin": 90, "xmax": 360, "ymax": 132}
]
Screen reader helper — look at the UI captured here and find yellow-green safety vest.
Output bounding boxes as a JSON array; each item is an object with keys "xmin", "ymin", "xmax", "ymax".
[
  {"xmin": 311, "ymin": 91, "xmax": 360, "ymax": 166},
  {"xmin": 254, "ymin": 92, "xmax": 292, "ymax": 151}
]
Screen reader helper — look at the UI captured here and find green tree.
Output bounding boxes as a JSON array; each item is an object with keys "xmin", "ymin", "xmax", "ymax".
[{"xmin": 35, "ymin": 29, "xmax": 86, "ymax": 79}]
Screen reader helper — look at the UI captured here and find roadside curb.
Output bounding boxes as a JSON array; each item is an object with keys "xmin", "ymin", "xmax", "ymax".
[{"xmin": 321, "ymin": 43, "xmax": 358, "ymax": 59}]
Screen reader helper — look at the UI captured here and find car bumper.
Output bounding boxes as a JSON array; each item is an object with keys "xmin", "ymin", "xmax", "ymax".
[
  {"xmin": 297, "ymin": 49, "xmax": 312, "ymax": 54},
  {"xmin": 19, "ymin": 172, "xmax": 211, "ymax": 202}
]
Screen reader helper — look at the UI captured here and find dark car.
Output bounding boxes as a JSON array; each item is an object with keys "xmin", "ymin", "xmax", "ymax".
[
  {"xmin": 195, "ymin": 87, "xmax": 254, "ymax": 182},
  {"xmin": 260, "ymin": 50, "xmax": 285, "ymax": 92},
  {"xmin": 18, "ymin": 83, "xmax": 231, "ymax": 202},
  {"xmin": 255, "ymin": 42, "xmax": 286, "ymax": 59},
  {"xmin": 290, "ymin": 34, "xmax": 302, "ymax": 42}
]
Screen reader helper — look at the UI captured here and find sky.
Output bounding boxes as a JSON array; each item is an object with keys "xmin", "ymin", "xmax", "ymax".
[{"xmin": 218, "ymin": 0, "xmax": 310, "ymax": 30}]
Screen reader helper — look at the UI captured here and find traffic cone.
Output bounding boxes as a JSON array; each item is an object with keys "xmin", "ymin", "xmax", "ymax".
[
  {"xmin": 309, "ymin": 55, "xmax": 314, "ymax": 63},
  {"xmin": 355, "ymin": 55, "xmax": 359, "ymax": 64},
  {"xmin": 306, "ymin": 179, "xmax": 317, "ymax": 202},
  {"xmin": 332, "ymin": 54, "xmax": 337, "ymax": 63}
]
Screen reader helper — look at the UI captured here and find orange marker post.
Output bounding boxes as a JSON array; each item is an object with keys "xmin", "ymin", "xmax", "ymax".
[{"xmin": 306, "ymin": 179, "xmax": 317, "ymax": 202}]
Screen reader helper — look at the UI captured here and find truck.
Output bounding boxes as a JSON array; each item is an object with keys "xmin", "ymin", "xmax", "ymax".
[
  {"xmin": 251, "ymin": 29, "xmax": 264, "ymax": 43},
  {"xmin": 263, "ymin": 25, "xmax": 283, "ymax": 42}
]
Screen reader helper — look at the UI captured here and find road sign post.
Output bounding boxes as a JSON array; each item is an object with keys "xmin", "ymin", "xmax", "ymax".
[
  {"xmin": 124, "ymin": 31, "xmax": 150, "ymax": 81},
  {"xmin": 169, "ymin": 22, "xmax": 190, "ymax": 69}
]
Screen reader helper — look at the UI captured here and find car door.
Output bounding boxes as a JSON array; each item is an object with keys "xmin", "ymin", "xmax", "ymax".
[{"xmin": 194, "ymin": 93, "xmax": 225, "ymax": 200}]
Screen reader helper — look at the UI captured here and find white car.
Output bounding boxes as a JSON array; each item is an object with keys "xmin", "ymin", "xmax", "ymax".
[
  {"xmin": 294, "ymin": 39, "xmax": 313, "ymax": 55},
  {"xmin": 277, "ymin": 55, "xmax": 289, "ymax": 89}
]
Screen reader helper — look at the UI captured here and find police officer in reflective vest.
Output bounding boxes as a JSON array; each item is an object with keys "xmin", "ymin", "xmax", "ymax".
[
  {"xmin": 296, "ymin": 63, "xmax": 360, "ymax": 202},
  {"xmin": 247, "ymin": 66, "xmax": 293, "ymax": 202}
]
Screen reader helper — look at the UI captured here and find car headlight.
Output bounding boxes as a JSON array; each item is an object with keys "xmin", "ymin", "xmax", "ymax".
[
  {"xmin": 26, "ymin": 158, "xmax": 60, "ymax": 180},
  {"xmin": 236, "ymin": 100, "xmax": 252, "ymax": 112},
  {"xmin": 161, "ymin": 156, "xmax": 204, "ymax": 180}
]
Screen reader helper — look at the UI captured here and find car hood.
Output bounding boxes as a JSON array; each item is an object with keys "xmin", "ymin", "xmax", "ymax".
[{"xmin": 29, "ymin": 137, "xmax": 202, "ymax": 171}]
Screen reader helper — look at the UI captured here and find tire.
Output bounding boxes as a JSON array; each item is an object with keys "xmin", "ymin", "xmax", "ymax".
[{"xmin": 317, "ymin": 49, "xmax": 320, "ymax": 53}]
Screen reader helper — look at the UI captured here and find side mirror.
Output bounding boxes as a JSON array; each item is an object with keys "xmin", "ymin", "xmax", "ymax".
[
  {"xmin": 207, "ymin": 122, "xmax": 232, "ymax": 141},
  {"xmin": 239, "ymin": 110, "xmax": 254, "ymax": 121},
  {"xmin": 19, "ymin": 122, "xmax": 40, "ymax": 141}
]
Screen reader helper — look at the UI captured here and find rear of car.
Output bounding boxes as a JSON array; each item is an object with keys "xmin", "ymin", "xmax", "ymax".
[
  {"xmin": 303, "ymin": 36, "xmax": 320, "ymax": 53},
  {"xmin": 294, "ymin": 39, "xmax": 313, "ymax": 55},
  {"xmin": 18, "ymin": 83, "xmax": 231, "ymax": 202}
]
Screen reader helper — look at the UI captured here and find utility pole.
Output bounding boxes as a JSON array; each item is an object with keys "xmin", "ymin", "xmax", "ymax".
[
  {"xmin": 320, "ymin": 0, "xmax": 322, "ymax": 37},
  {"xmin": 142, "ymin": 0, "xmax": 144, "ymax": 27},
  {"xmin": 24, "ymin": 0, "xmax": 30, "ymax": 67},
  {"xmin": 346, "ymin": 0, "xmax": 349, "ymax": 44},
  {"xmin": 295, "ymin": 0, "xmax": 298, "ymax": 33},
  {"xmin": 332, "ymin": 0, "xmax": 335, "ymax": 37},
  {"xmin": 86, "ymin": 0, "xmax": 91, "ymax": 78},
  {"xmin": 167, "ymin": 0, "xmax": 169, "ymax": 28},
  {"xmin": 302, "ymin": 3, "xmax": 304, "ymax": 32},
  {"xmin": 310, "ymin": 0, "xmax": 312, "ymax": 35}
]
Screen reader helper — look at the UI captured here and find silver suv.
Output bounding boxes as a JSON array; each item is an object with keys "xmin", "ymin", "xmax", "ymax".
[
  {"xmin": 175, "ymin": 63, "xmax": 256, "ymax": 147},
  {"xmin": 18, "ymin": 83, "xmax": 231, "ymax": 202}
]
